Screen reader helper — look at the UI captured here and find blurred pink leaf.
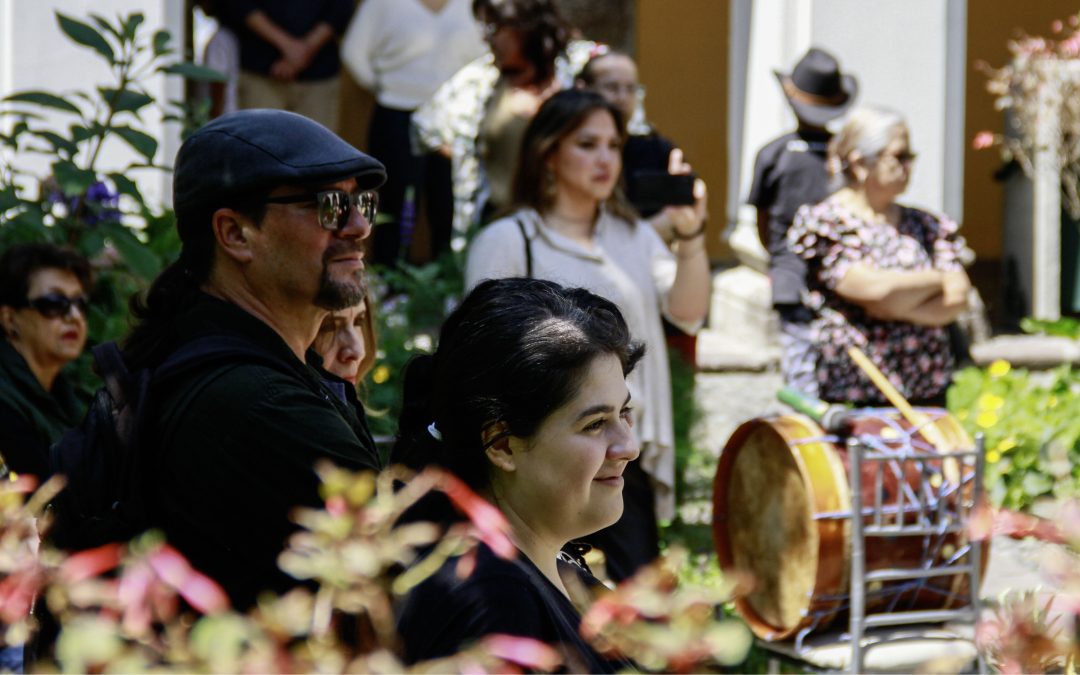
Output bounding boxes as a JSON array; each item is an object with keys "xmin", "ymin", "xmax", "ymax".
[
  {"xmin": 481, "ymin": 634, "xmax": 562, "ymax": 672},
  {"xmin": 972, "ymin": 130, "xmax": 995, "ymax": 150},
  {"xmin": 60, "ymin": 543, "xmax": 123, "ymax": 583},
  {"xmin": 437, "ymin": 472, "xmax": 516, "ymax": 559},
  {"xmin": 0, "ymin": 570, "xmax": 42, "ymax": 623},
  {"xmin": 970, "ymin": 506, "xmax": 1065, "ymax": 544},
  {"xmin": 148, "ymin": 545, "xmax": 229, "ymax": 614}
]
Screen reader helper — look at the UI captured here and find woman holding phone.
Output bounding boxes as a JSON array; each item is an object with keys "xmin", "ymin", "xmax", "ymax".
[{"xmin": 463, "ymin": 88, "xmax": 710, "ymax": 581}]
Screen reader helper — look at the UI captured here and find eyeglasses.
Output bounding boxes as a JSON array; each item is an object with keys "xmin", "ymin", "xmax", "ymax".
[
  {"xmin": 881, "ymin": 150, "xmax": 918, "ymax": 166},
  {"xmin": 597, "ymin": 81, "xmax": 643, "ymax": 98},
  {"xmin": 19, "ymin": 293, "xmax": 89, "ymax": 319},
  {"xmin": 264, "ymin": 189, "xmax": 379, "ymax": 232}
]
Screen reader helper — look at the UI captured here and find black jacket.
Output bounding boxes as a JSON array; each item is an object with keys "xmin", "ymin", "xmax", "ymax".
[{"xmin": 145, "ymin": 293, "xmax": 380, "ymax": 609}]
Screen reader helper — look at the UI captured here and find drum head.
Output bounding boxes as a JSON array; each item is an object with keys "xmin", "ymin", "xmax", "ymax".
[{"xmin": 725, "ymin": 423, "xmax": 818, "ymax": 633}]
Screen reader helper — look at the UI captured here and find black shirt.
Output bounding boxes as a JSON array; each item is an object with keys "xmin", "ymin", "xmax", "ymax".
[
  {"xmin": 747, "ymin": 129, "xmax": 832, "ymax": 306},
  {"xmin": 146, "ymin": 293, "xmax": 380, "ymax": 609},
  {"xmin": 398, "ymin": 544, "xmax": 630, "ymax": 673},
  {"xmin": 0, "ymin": 339, "xmax": 82, "ymax": 480},
  {"xmin": 226, "ymin": 0, "xmax": 354, "ymax": 81}
]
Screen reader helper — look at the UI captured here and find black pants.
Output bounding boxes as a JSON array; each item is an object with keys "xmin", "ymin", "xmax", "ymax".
[
  {"xmin": 367, "ymin": 104, "xmax": 453, "ymax": 266},
  {"xmin": 580, "ymin": 458, "xmax": 660, "ymax": 583}
]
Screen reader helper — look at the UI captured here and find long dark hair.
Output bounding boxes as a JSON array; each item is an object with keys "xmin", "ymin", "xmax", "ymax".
[
  {"xmin": 392, "ymin": 277, "xmax": 644, "ymax": 495},
  {"xmin": 472, "ymin": 0, "xmax": 572, "ymax": 86},
  {"xmin": 123, "ymin": 200, "xmax": 263, "ymax": 369},
  {"xmin": 511, "ymin": 89, "xmax": 637, "ymax": 222}
]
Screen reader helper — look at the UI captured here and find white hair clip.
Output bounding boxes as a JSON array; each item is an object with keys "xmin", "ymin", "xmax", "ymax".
[{"xmin": 427, "ymin": 422, "xmax": 443, "ymax": 442}]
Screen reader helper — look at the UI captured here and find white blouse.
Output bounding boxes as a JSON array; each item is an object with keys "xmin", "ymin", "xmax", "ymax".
[
  {"xmin": 465, "ymin": 207, "xmax": 700, "ymax": 521},
  {"xmin": 340, "ymin": 0, "xmax": 485, "ymax": 110}
]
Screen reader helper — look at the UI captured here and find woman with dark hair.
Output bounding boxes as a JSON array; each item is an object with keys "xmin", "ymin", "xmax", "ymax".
[
  {"xmin": 393, "ymin": 277, "xmax": 641, "ymax": 671},
  {"xmin": 0, "ymin": 243, "xmax": 92, "ymax": 479},
  {"xmin": 464, "ymin": 89, "xmax": 710, "ymax": 582},
  {"xmin": 412, "ymin": 0, "xmax": 596, "ymax": 239}
]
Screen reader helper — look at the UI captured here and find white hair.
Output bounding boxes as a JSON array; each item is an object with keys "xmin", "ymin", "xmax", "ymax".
[{"xmin": 827, "ymin": 105, "xmax": 907, "ymax": 188}]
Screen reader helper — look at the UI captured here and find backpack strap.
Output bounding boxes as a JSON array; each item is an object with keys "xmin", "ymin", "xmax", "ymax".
[{"xmin": 515, "ymin": 215, "xmax": 533, "ymax": 279}]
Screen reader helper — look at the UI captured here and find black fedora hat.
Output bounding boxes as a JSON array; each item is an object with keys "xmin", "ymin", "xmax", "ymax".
[{"xmin": 773, "ymin": 47, "xmax": 858, "ymax": 128}]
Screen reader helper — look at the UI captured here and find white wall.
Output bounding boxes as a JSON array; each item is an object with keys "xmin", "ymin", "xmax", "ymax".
[{"xmin": 0, "ymin": 0, "xmax": 185, "ymax": 210}]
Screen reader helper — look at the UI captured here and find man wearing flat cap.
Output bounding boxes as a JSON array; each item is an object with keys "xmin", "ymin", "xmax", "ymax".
[
  {"xmin": 747, "ymin": 47, "xmax": 857, "ymax": 396},
  {"xmin": 122, "ymin": 109, "xmax": 385, "ymax": 609}
]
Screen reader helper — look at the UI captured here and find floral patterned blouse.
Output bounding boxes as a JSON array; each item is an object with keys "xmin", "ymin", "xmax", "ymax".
[{"xmin": 787, "ymin": 197, "xmax": 967, "ymax": 405}]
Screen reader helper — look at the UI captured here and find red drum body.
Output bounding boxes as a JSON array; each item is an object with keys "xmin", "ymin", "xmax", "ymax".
[{"xmin": 712, "ymin": 409, "xmax": 984, "ymax": 641}]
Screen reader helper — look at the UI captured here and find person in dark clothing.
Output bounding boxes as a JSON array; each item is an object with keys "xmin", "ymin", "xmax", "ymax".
[
  {"xmin": 0, "ymin": 244, "xmax": 91, "ymax": 481},
  {"xmin": 747, "ymin": 47, "xmax": 858, "ymax": 396},
  {"xmin": 392, "ymin": 278, "xmax": 641, "ymax": 672},
  {"xmin": 123, "ymin": 109, "xmax": 386, "ymax": 610},
  {"xmin": 225, "ymin": 0, "xmax": 354, "ymax": 131}
]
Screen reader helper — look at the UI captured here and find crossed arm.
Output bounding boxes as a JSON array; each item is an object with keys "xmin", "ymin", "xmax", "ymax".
[{"xmin": 834, "ymin": 265, "xmax": 970, "ymax": 327}]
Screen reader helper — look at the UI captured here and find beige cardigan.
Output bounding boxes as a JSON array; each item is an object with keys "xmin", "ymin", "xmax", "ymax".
[{"xmin": 464, "ymin": 207, "xmax": 699, "ymax": 521}]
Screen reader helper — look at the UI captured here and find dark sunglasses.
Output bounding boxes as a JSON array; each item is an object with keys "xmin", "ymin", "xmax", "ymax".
[
  {"xmin": 19, "ymin": 293, "xmax": 90, "ymax": 319},
  {"xmin": 264, "ymin": 189, "xmax": 379, "ymax": 232}
]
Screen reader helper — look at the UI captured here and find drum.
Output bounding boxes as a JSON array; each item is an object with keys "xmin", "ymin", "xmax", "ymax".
[{"xmin": 712, "ymin": 408, "xmax": 984, "ymax": 641}]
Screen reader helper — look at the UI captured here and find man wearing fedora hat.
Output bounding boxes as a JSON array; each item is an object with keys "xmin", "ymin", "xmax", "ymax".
[{"xmin": 748, "ymin": 46, "xmax": 857, "ymax": 396}]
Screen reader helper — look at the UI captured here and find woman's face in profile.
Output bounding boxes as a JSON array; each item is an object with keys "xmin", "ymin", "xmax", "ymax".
[
  {"xmin": 865, "ymin": 126, "xmax": 914, "ymax": 198},
  {"xmin": 500, "ymin": 353, "xmax": 639, "ymax": 543},
  {"xmin": 547, "ymin": 109, "xmax": 622, "ymax": 206},
  {"xmin": 314, "ymin": 302, "xmax": 367, "ymax": 385},
  {"xmin": 4, "ymin": 267, "xmax": 88, "ymax": 371}
]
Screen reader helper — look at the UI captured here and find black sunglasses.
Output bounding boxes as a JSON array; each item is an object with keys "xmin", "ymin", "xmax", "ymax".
[
  {"xmin": 19, "ymin": 293, "xmax": 90, "ymax": 319},
  {"xmin": 264, "ymin": 189, "xmax": 379, "ymax": 232}
]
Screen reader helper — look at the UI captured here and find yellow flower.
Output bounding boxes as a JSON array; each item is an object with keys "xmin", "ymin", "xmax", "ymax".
[
  {"xmin": 977, "ymin": 393, "xmax": 1005, "ymax": 411},
  {"xmin": 1048, "ymin": 395, "xmax": 1059, "ymax": 409},
  {"xmin": 976, "ymin": 410, "xmax": 999, "ymax": 429},
  {"xmin": 986, "ymin": 449, "xmax": 1001, "ymax": 463},
  {"xmin": 998, "ymin": 437, "xmax": 1017, "ymax": 452},
  {"xmin": 988, "ymin": 359, "xmax": 1011, "ymax": 378},
  {"xmin": 372, "ymin": 364, "xmax": 391, "ymax": 384}
]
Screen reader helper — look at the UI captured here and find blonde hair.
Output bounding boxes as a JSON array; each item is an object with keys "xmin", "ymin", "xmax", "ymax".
[{"xmin": 827, "ymin": 105, "xmax": 907, "ymax": 189}]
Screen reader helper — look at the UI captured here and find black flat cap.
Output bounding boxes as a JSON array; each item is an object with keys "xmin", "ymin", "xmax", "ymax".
[{"xmin": 173, "ymin": 109, "xmax": 386, "ymax": 225}]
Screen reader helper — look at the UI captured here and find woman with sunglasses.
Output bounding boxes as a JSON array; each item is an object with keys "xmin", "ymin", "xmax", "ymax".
[
  {"xmin": 787, "ymin": 106, "xmax": 971, "ymax": 406},
  {"xmin": 0, "ymin": 243, "xmax": 92, "ymax": 480}
]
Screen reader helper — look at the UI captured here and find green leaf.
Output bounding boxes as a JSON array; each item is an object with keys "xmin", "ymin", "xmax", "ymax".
[
  {"xmin": 121, "ymin": 13, "xmax": 145, "ymax": 41},
  {"xmin": 52, "ymin": 161, "xmax": 96, "ymax": 195},
  {"xmin": 31, "ymin": 130, "xmax": 79, "ymax": 156},
  {"xmin": 70, "ymin": 124, "xmax": 94, "ymax": 143},
  {"xmin": 56, "ymin": 12, "xmax": 115, "ymax": 63},
  {"xmin": 89, "ymin": 13, "xmax": 122, "ymax": 41},
  {"xmin": 112, "ymin": 126, "xmax": 158, "ymax": 161},
  {"xmin": 4, "ymin": 91, "xmax": 81, "ymax": 114},
  {"xmin": 0, "ymin": 186, "xmax": 22, "ymax": 213},
  {"xmin": 99, "ymin": 222, "xmax": 160, "ymax": 280},
  {"xmin": 107, "ymin": 173, "xmax": 143, "ymax": 202},
  {"xmin": 160, "ymin": 62, "xmax": 228, "ymax": 83},
  {"xmin": 152, "ymin": 29, "xmax": 171, "ymax": 56},
  {"xmin": 98, "ymin": 87, "xmax": 154, "ymax": 114}
]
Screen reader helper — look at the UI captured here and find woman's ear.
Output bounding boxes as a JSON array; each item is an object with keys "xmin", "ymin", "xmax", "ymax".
[
  {"xmin": 0, "ymin": 306, "xmax": 17, "ymax": 338},
  {"xmin": 848, "ymin": 152, "xmax": 869, "ymax": 184},
  {"xmin": 482, "ymin": 422, "xmax": 516, "ymax": 473}
]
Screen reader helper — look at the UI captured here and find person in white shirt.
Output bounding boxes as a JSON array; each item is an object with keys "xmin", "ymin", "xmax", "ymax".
[{"xmin": 341, "ymin": 0, "xmax": 485, "ymax": 266}]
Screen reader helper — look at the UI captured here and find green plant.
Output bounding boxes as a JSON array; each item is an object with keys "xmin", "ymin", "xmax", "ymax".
[
  {"xmin": 0, "ymin": 10, "xmax": 223, "ymax": 392},
  {"xmin": 1021, "ymin": 316, "xmax": 1080, "ymax": 339},
  {"xmin": 947, "ymin": 359, "xmax": 1080, "ymax": 510},
  {"xmin": 362, "ymin": 253, "xmax": 466, "ymax": 441}
]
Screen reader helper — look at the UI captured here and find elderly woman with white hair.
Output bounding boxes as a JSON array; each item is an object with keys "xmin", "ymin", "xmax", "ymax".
[{"xmin": 787, "ymin": 105, "xmax": 970, "ymax": 406}]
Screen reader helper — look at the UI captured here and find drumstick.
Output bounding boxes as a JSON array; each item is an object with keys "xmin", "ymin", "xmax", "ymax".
[{"xmin": 846, "ymin": 346, "xmax": 953, "ymax": 452}]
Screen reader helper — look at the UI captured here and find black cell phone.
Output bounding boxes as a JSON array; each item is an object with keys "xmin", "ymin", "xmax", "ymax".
[{"xmin": 628, "ymin": 171, "xmax": 696, "ymax": 213}]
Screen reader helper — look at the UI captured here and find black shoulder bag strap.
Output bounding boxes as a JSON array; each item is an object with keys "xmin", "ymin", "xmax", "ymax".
[{"xmin": 515, "ymin": 216, "xmax": 533, "ymax": 279}]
